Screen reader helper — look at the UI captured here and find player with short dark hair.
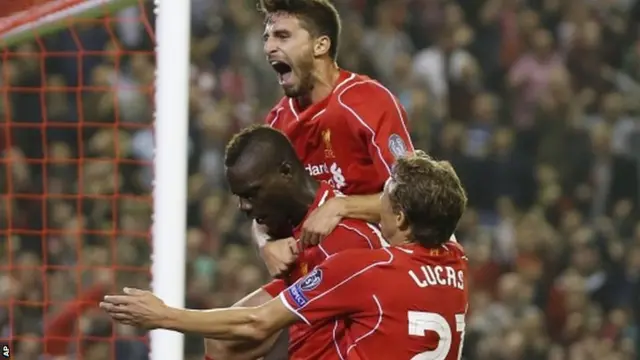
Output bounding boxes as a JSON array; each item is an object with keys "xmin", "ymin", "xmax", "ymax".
[
  {"xmin": 158, "ymin": 125, "xmax": 387, "ymax": 359},
  {"xmin": 101, "ymin": 151, "xmax": 469, "ymax": 360},
  {"xmin": 252, "ymin": 0, "xmax": 416, "ymax": 276}
]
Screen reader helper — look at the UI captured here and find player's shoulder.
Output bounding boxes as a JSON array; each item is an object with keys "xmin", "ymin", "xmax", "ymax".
[
  {"xmin": 323, "ymin": 247, "xmax": 394, "ymax": 272},
  {"xmin": 334, "ymin": 219, "xmax": 387, "ymax": 246},
  {"xmin": 334, "ymin": 72, "xmax": 397, "ymax": 105},
  {"xmin": 265, "ymin": 97, "xmax": 292, "ymax": 127}
]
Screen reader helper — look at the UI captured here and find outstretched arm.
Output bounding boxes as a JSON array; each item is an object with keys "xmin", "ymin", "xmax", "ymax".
[
  {"xmin": 100, "ymin": 288, "xmax": 297, "ymax": 342},
  {"xmin": 164, "ymin": 301, "xmax": 295, "ymax": 341},
  {"xmin": 204, "ymin": 287, "xmax": 287, "ymax": 360}
]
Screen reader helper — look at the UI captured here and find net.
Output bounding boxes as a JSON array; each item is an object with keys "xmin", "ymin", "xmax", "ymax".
[{"xmin": 0, "ymin": 1, "xmax": 156, "ymax": 358}]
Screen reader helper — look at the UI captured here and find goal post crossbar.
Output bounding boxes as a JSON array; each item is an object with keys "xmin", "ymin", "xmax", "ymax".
[{"xmin": 0, "ymin": 0, "xmax": 142, "ymax": 47}]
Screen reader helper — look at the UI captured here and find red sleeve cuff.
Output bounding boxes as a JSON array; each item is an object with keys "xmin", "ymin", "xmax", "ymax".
[{"xmin": 279, "ymin": 292, "xmax": 310, "ymax": 325}]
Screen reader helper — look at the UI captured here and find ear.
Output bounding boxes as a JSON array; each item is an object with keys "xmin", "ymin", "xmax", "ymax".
[
  {"xmin": 395, "ymin": 209, "xmax": 410, "ymax": 231},
  {"xmin": 314, "ymin": 35, "xmax": 331, "ymax": 57}
]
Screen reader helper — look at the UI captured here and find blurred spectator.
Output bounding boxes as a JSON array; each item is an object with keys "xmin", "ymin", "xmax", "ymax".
[{"xmin": 2, "ymin": 0, "xmax": 640, "ymax": 359}]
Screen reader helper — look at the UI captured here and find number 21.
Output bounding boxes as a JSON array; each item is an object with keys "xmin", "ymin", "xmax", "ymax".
[{"xmin": 408, "ymin": 311, "xmax": 466, "ymax": 360}]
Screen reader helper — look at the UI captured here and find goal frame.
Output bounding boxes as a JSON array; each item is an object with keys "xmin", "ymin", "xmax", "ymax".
[{"xmin": 0, "ymin": 1, "xmax": 191, "ymax": 359}]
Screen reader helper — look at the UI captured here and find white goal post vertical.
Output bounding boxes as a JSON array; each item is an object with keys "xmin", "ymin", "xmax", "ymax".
[
  {"xmin": 151, "ymin": 0, "xmax": 190, "ymax": 358},
  {"xmin": 0, "ymin": 1, "xmax": 191, "ymax": 359}
]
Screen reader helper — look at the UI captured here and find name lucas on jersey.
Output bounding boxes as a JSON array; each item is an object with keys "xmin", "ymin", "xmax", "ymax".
[{"xmin": 409, "ymin": 265, "xmax": 465, "ymax": 290}]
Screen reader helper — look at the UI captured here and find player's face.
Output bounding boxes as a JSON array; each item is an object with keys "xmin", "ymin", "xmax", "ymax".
[
  {"xmin": 263, "ymin": 13, "xmax": 315, "ymax": 97},
  {"xmin": 379, "ymin": 179, "xmax": 405, "ymax": 245},
  {"xmin": 226, "ymin": 161, "xmax": 295, "ymax": 238}
]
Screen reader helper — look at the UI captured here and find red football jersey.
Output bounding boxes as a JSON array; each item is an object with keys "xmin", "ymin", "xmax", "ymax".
[
  {"xmin": 280, "ymin": 242, "xmax": 469, "ymax": 360},
  {"xmin": 262, "ymin": 182, "xmax": 388, "ymax": 359},
  {"xmin": 266, "ymin": 70, "xmax": 414, "ymax": 195}
]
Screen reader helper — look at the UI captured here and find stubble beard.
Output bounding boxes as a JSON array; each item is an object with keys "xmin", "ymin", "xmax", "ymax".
[{"xmin": 283, "ymin": 54, "xmax": 315, "ymax": 98}]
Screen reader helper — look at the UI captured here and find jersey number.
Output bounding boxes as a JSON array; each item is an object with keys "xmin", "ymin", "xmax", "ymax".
[{"xmin": 408, "ymin": 311, "xmax": 466, "ymax": 360}]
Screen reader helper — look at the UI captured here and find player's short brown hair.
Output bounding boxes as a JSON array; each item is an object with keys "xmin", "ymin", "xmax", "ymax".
[
  {"xmin": 224, "ymin": 125, "xmax": 301, "ymax": 170},
  {"xmin": 388, "ymin": 151, "xmax": 467, "ymax": 247},
  {"xmin": 257, "ymin": 0, "xmax": 341, "ymax": 60}
]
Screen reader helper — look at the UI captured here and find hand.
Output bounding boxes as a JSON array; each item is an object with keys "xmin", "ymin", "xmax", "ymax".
[
  {"xmin": 100, "ymin": 287, "xmax": 169, "ymax": 329},
  {"xmin": 300, "ymin": 197, "xmax": 345, "ymax": 247},
  {"xmin": 260, "ymin": 237, "xmax": 298, "ymax": 277}
]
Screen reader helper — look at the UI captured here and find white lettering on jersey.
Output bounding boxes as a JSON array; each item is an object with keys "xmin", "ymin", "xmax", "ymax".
[
  {"xmin": 304, "ymin": 162, "xmax": 347, "ymax": 190},
  {"xmin": 329, "ymin": 162, "xmax": 346, "ymax": 189},
  {"xmin": 409, "ymin": 266, "xmax": 464, "ymax": 290},
  {"xmin": 305, "ymin": 163, "xmax": 329, "ymax": 177}
]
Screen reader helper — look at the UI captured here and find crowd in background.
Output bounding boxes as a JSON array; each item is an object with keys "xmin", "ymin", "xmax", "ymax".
[{"xmin": 1, "ymin": 0, "xmax": 640, "ymax": 359}]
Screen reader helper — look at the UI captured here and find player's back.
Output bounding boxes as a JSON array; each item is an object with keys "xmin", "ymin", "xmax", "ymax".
[{"xmin": 343, "ymin": 243, "xmax": 468, "ymax": 360}]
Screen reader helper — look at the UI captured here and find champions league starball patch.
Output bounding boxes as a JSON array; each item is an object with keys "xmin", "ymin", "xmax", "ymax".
[
  {"xmin": 388, "ymin": 134, "xmax": 408, "ymax": 159},
  {"xmin": 299, "ymin": 268, "xmax": 323, "ymax": 291}
]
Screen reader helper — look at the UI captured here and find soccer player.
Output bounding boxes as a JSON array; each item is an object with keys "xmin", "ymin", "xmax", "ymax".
[
  {"xmin": 101, "ymin": 151, "xmax": 469, "ymax": 360},
  {"xmin": 254, "ymin": 0, "xmax": 415, "ymax": 273},
  {"xmin": 199, "ymin": 125, "xmax": 389, "ymax": 359}
]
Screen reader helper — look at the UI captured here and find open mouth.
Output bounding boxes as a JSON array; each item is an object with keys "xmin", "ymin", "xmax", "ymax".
[{"xmin": 270, "ymin": 61, "xmax": 293, "ymax": 85}]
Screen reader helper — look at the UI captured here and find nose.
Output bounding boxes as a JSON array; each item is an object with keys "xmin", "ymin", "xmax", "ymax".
[
  {"xmin": 263, "ymin": 37, "xmax": 277, "ymax": 56},
  {"xmin": 238, "ymin": 198, "xmax": 253, "ymax": 213}
]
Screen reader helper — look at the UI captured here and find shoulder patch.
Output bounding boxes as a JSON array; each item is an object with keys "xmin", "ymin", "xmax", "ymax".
[
  {"xmin": 388, "ymin": 134, "xmax": 408, "ymax": 159},
  {"xmin": 299, "ymin": 268, "xmax": 323, "ymax": 292}
]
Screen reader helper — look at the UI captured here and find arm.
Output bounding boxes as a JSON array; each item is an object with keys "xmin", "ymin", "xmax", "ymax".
[
  {"xmin": 204, "ymin": 286, "xmax": 287, "ymax": 360},
  {"xmin": 335, "ymin": 192, "xmax": 382, "ymax": 224},
  {"xmin": 102, "ymin": 252, "xmax": 377, "ymax": 339},
  {"xmin": 340, "ymin": 81, "xmax": 414, "ymax": 179},
  {"xmin": 279, "ymin": 251, "xmax": 381, "ymax": 324},
  {"xmin": 162, "ymin": 299, "xmax": 296, "ymax": 342},
  {"xmin": 101, "ymin": 287, "xmax": 296, "ymax": 343},
  {"xmin": 336, "ymin": 82, "xmax": 414, "ymax": 224}
]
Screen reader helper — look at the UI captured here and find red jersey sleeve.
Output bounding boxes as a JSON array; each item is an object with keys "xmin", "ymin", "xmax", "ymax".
[
  {"xmin": 262, "ymin": 278, "xmax": 287, "ymax": 297},
  {"xmin": 339, "ymin": 82, "xmax": 414, "ymax": 177},
  {"xmin": 279, "ymin": 248, "xmax": 392, "ymax": 325}
]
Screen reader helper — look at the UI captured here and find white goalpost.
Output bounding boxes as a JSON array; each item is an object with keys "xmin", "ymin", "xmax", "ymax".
[
  {"xmin": 151, "ymin": 0, "xmax": 190, "ymax": 359},
  {"xmin": 0, "ymin": 1, "xmax": 191, "ymax": 359}
]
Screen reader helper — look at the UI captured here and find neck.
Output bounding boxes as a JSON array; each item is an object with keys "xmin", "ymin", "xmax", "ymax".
[
  {"xmin": 296, "ymin": 61, "xmax": 340, "ymax": 109},
  {"xmin": 289, "ymin": 175, "xmax": 320, "ymax": 227}
]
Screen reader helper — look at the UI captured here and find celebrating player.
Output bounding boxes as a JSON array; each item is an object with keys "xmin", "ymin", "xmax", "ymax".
[
  {"xmin": 254, "ymin": 0, "xmax": 415, "ymax": 275},
  {"xmin": 101, "ymin": 151, "xmax": 469, "ymax": 360},
  {"xmin": 189, "ymin": 126, "xmax": 389, "ymax": 359}
]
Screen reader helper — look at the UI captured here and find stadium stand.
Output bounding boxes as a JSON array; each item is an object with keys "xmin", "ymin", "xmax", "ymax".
[{"xmin": 1, "ymin": 0, "xmax": 639, "ymax": 359}]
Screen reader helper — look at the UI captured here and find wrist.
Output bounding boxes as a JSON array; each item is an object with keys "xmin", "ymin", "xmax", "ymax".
[
  {"xmin": 334, "ymin": 196, "xmax": 349, "ymax": 217},
  {"xmin": 158, "ymin": 305, "xmax": 181, "ymax": 330}
]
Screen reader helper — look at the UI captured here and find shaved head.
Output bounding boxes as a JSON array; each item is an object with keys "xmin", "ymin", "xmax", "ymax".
[{"xmin": 225, "ymin": 125, "xmax": 302, "ymax": 175}]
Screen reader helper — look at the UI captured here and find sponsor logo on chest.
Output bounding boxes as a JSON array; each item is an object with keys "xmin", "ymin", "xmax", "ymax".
[{"xmin": 305, "ymin": 162, "xmax": 346, "ymax": 189}]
